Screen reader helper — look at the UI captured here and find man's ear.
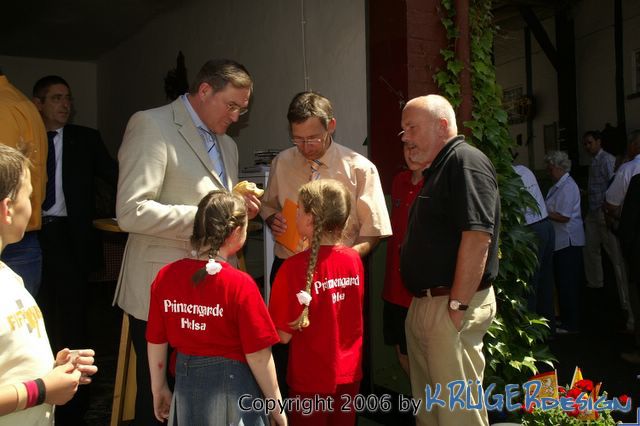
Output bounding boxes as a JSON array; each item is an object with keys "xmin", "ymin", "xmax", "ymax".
[
  {"xmin": 327, "ymin": 118, "xmax": 337, "ymax": 135},
  {"xmin": 197, "ymin": 82, "xmax": 212, "ymax": 99},
  {"xmin": 438, "ymin": 117, "xmax": 449, "ymax": 132},
  {"xmin": 32, "ymin": 96, "xmax": 44, "ymax": 112},
  {"xmin": 0, "ymin": 198, "xmax": 13, "ymax": 225}
]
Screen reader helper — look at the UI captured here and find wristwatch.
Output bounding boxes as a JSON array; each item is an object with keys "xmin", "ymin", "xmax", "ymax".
[{"xmin": 448, "ymin": 299, "xmax": 468, "ymax": 311}]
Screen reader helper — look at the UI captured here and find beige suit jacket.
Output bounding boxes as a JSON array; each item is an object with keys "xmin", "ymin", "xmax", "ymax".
[{"xmin": 114, "ymin": 98, "xmax": 238, "ymax": 320}]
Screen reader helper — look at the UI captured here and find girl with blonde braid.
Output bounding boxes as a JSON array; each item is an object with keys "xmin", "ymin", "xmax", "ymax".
[
  {"xmin": 269, "ymin": 179, "xmax": 365, "ymax": 426},
  {"xmin": 146, "ymin": 190, "xmax": 286, "ymax": 426}
]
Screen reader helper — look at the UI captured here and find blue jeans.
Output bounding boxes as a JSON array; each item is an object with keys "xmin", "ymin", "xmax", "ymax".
[
  {"xmin": 1, "ymin": 232, "xmax": 42, "ymax": 296},
  {"xmin": 171, "ymin": 353, "xmax": 268, "ymax": 426}
]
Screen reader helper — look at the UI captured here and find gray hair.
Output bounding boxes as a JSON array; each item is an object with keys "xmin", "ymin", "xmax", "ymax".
[{"xmin": 544, "ymin": 150, "xmax": 571, "ymax": 172}]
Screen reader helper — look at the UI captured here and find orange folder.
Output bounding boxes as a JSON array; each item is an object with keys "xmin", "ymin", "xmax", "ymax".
[{"xmin": 275, "ymin": 198, "xmax": 302, "ymax": 252}]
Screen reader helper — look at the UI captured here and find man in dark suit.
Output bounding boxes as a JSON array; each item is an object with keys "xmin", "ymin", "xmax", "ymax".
[
  {"xmin": 620, "ymin": 174, "xmax": 640, "ymax": 364},
  {"xmin": 32, "ymin": 75, "xmax": 118, "ymax": 424}
]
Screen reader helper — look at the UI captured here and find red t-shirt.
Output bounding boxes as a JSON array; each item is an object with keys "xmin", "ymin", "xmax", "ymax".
[
  {"xmin": 146, "ymin": 259, "xmax": 279, "ymax": 363},
  {"xmin": 269, "ymin": 245, "xmax": 364, "ymax": 394},
  {"xmin": 382, "ymin": 170, "xmax": 424, "ymax": 307}
]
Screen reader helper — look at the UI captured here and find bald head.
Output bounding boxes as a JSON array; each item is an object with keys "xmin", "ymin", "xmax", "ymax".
[
  {"xmin": 406, "ymin": 95, "xmax": 458, "ymax": 136},
  {"xmin": 401, "ymin": 95, "xmax": 459, "ymax": 166}
]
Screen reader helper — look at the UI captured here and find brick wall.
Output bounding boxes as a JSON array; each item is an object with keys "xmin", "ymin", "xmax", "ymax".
[
  {"xmin": 406, "ymin": 0, "xmax": 447, "ymax": 98},
  {"xmin": 369, "ymin": 0, "xmax": 449, "ymax": 190}
]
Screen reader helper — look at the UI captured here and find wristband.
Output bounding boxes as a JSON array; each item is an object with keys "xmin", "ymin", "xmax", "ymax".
[
  {"xmin": 23, "ymin": 380, "xmax": 38, "ymax": 408},
  {"xmin": 35, "ymin": 378, "xmax": 46, "ymax": 406}
]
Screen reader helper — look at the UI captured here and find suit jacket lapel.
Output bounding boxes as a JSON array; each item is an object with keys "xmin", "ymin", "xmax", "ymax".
[
  {"xmin": 171, "ymin": 98, "xmax": 223, "ymax": 186},
  {"xmin": 61, "ymin": 125, "xmax": 74, "ymax": 197}
]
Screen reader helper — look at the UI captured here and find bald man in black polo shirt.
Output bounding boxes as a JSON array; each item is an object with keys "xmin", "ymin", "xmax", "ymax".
[{"xmin": 399, "ymin": 95, "xmax": 499, "ymax": 426}]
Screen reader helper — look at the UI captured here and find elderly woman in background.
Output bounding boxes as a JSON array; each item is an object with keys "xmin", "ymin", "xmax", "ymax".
[{"xmin": 545, "ymin": 151, "xmax": 585, "ymax": 334}]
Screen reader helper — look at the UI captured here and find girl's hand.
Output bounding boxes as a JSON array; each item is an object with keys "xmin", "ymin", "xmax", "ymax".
[
  {"xmin": 152, "ymin": 384, "xmax": 172, "ymax": 422},
  {"xmin": 54, "ymin": 348, "xmax": 71, "ymax": 366},
  {"xmin": 270, "ymin": 410, "xmax": 287, "ymax": 426},
  {"xmin": 42, "ymin": 362, "xmax": 81, "ymax": 406}
]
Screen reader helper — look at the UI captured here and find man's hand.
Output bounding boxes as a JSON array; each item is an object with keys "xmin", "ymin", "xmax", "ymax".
[
  {"xmin": 352, "ymin": 236, "xmax": 380, "ymax": 258},
  {"xmin": 448, "ymin": 308, "xmax": 465, "ymax": 332},
  {"xmin": 244, "ymin": 194, "xmax": 261, "ymax": 220},
  {"xmin": 266, "ymin": 212, "xmax": 287, "ymax": 237}
]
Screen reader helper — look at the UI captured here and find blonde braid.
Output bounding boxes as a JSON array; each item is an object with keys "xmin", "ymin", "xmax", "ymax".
[
  {"xmin": 289, "ymin": 213, "xmax": 324, "ymax": 330},
  {"xmin": 288, "ymin": 179, "xmax": 350, "ymax": 331}
]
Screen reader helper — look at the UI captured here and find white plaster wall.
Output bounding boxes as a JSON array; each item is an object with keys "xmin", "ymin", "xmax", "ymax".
[
  {"xmin": 0, "ymin": 55, "xmax": 97, "ymax": 130},
  {"xmin": 97, "ymin": 0, "xmax": 367, "ymax": 167},
  {"xmin": 495, "ymin": 19, "xmax": 558, "ymax": 170},
  {"xmin": 574, "ymin": 0, "xmax": 616, "ymax": 165},
  {"xmin": 623, "ymin": 4, "xmax": 640, "ymax": 133}
]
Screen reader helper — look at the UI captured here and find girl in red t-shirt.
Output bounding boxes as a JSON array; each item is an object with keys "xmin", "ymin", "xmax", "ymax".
[
  {"xmin": 269, "ymin": 179, "xmax": 365, "ymax": 426},
  {"xmin": 382, "ymin": 142, "xmax": 427, "ymax": 375},
  {"xmin": 146, "ymin": 191, "xmax": 286, "ymax": 426}
]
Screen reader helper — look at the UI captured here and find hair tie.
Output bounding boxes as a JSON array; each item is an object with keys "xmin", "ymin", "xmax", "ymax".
[
  {"xmin": 206, "ymin": 258, "xmax": 222, "ymax": 275},
  {"xmin": 296, "ymin": 290, "xmax": 312, "ymax": 306}
]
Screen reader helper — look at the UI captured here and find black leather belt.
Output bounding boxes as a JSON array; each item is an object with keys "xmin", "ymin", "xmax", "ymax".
[
  {"xmin": 415, "ymin": 280, "xmax": 492, "ymax": 298},
  {"xmin": 42, "ymin": 216, "xmax": 67, "ymax": 225}
]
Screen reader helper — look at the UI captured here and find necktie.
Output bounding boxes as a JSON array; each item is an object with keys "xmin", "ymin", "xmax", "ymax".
[
  {"xmin": 309, "ymin": 159, "xmax": 321, "ymax": 181},
  {"xmin": 200, "ymin": 128, "xmax": 226, "ymax": 188},
  {"xmin": 42, "ymin": 131, "xmax": 57, "ymax": 210}
]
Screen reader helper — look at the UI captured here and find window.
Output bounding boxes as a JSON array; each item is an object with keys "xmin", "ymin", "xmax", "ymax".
[{"xmin": 503, "ymin": 86, "xmax": 529, "ymax": 125}]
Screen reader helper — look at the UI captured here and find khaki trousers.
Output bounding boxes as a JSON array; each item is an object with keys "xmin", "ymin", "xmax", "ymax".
[{"xmin": 406, "ymin": 287, "xmax": 496, "ymax": 426}]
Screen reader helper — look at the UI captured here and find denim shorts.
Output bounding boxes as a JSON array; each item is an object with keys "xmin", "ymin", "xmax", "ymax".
[{"xmin": 170, "ymin": 353, "xmax": 268, "ymax": 426}]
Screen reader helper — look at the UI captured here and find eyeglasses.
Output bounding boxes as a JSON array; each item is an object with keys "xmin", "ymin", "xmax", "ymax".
[
  {"xmin": 291, "ymin": 134, "xmax": 326, "ymax": 146},
  {"xmin": 44, "ymin": 94, "xmax": 73, "ymax": 104},
  {"xmin": 398, "ymin": 125, "xmax": 418, "ymax": 139},
  {"xmin": 225, "ymin": 102, "xmax": 248, "ymax": 116}
]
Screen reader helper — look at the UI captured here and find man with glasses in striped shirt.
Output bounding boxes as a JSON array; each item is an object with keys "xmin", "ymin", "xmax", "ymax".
[{"xmin": 261, "ymin": 91, "xmax": 391, "ymax": 284}]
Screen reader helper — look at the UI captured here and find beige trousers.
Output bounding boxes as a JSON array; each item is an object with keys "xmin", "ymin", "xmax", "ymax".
[{"xmin": 406, "ymin": 287, "xmax": 496, "ymax": 426}]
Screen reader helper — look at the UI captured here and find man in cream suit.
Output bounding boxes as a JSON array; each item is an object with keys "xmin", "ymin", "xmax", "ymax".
[{"xmin": 115, "ymin": 59, "xmax": 258, "ymax": 425}]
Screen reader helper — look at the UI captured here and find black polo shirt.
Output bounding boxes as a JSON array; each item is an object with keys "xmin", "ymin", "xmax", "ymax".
[{"xmin": 400, "ymin": 136, "xmax": 500, "ymax": 295}]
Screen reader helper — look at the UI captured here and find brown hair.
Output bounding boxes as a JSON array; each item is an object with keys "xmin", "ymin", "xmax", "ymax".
[
  {"xmin": 0, "ymin": 145, "xmax": 29, "ymax": 201},
  {"xmin": 288, "ymin": 179, "xmax": 351, "ymax": 330},
  {"xmin": 190, "ymin": 190, "xmax": 247, "ymax": 284},
  {"xmin": 32, "ymin": 75, "xmax": 70, "ymax": 99},
  {"xmin": 189, "ymin": 59, "xmax": 253, "ymax": 95},
  {"xmin": 287, "ymin": 91, "xmax": 334, "ymax": 129}
]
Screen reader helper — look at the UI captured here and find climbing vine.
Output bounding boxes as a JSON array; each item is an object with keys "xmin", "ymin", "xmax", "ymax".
[{"xmin": 435, "ymin": 0, "xmax": 555, "ymax": 396}]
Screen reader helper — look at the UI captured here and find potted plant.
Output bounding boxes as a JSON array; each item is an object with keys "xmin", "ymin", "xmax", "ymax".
[{"xmin": 520, "ymin": 369, "xmax": 630, "ymax": 425}]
